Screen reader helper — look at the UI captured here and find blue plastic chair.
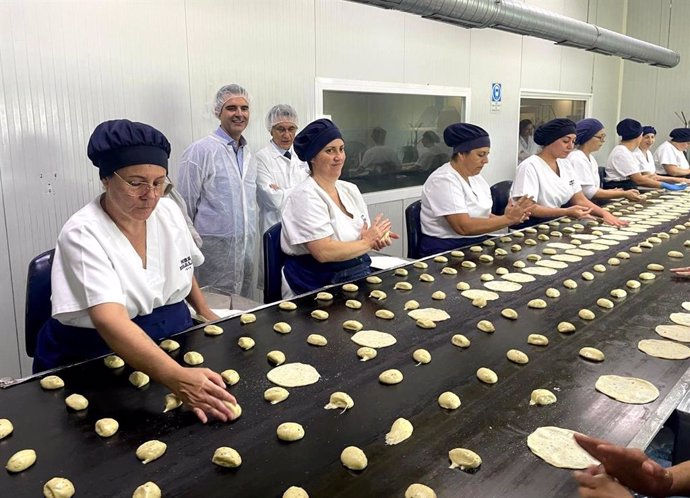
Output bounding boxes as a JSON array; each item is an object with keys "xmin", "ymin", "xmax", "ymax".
[
  {"xmin": 405, "ymin": 200, "xmax": 422, "ymax": 259},
  {"xmin": 263, "ymin": 223, "xmax": 286, "ymax": 304},
  {"xmin": 25, "ymin": 249, "xmax": 55, "ymax": 357},
  {"xmin": 490, "ymin": 180, "xmax": 513, "ymax": 216}
]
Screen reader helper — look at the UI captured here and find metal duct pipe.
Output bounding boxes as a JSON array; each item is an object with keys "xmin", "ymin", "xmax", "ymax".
[{"xmin": 346, "ymin": 0, "xmax": 680, "ymax": 68}]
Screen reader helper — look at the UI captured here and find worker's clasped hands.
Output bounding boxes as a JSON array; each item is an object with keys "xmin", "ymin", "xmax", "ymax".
[
  {"xmin": 361, "ymin": 213, "xmax": 399, "ymax": 250},
  {"xmin": 505, "ymin": 195, "xmax": 534, "ymax": 224}
]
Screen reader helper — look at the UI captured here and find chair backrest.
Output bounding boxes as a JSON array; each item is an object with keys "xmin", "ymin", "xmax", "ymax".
[
  {"xmin": 263, "ymin": 222, "xmax": 285, "ymax": 304},
  {"xmin": 25, "ymin": 249, "xmax": 55, "ymax": 357},
  {"xmin": 490, "ymin": 180, "xmax": 513, "ymax": 216},
  {"xmin": 405, "ymin": 200, "xmax": 422, "ymax": 259},
  {"xmin": 598, "ymin": 166, "xmax": 605, "ymax": 188}
]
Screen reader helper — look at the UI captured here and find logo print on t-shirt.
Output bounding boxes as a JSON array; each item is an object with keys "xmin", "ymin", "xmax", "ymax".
[{"xmin": 179, "ymin": 256, "xmax": 193, "ymax": 271}]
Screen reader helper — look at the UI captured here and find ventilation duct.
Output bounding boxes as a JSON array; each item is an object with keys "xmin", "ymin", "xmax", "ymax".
[{"xmin": 346, "ymin": 0, "xmax": 680, "ymax": 68}]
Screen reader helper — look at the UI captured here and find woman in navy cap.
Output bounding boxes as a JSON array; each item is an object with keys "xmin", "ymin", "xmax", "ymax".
[
  {"xmin": 654, "ymin": 128, "xmax": 690, "ymax": 178},
  {"xmin": 34, "ymin": 119, "xmax": 238, "ymax": 423},
  {"xmin": 605, "ymin": 119, "xmax": 687, "ymax": 191},
  {"xmin": 634, "ymin": 126, "xmax": 659, "ymax": 175},
  {"xmin": 568, "ymin": 118, "xmax": 641, "ymax": 203},
  {"xmin": 280, "ymin": 118, "xmax": 397, "ymax": 297},
  {"xmin": 512, "ymin": 118, "xmax": 628, "ymax": 226},
  {"xmin": 418, "ymin": 123, "xmax": 533, "ymax": 257}
]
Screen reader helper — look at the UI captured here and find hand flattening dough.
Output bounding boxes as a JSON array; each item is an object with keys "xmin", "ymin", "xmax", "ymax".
[
  {"xmin": 43, "ymin": 477, "xmax": 75, "ymax": 498},
  {"xmin": 0, "ymin": 418, "xmax": 13, "ymax": 439},
  {"xmin": 40, "ymin": 375, "xmax": 65, "ymax": 390},
  {"xmin": 95, "ymin": 418, "xmax": 119, "ymax": 437},
  {"xmin": 385, "ymin": 417, "xmax": 413, "ymax": 445},
  {"xmin": 132, "ymin": 481, "xmax": 161, "ymax": 498},
  {"xmin": 268, "ymin": 363, "xmax": 321, "ymax": 388},
  {"xmin": 448, "ymin": 448, "xmax": 481, "ymax": 471},
  {"xmin": 405, "ymin": 483, "xmax": 437, "ymax": 498},
  {"xmin": 212, "ymin": 447, "xmax": 242, "ymax": 468},
  {"xmin": 6, "ymin": 449, "xmax": 36, "ymax": 472},
  {"xmin": 527, "ymin": 426, "xmax": 598, "ymax": 469},
  {"xmin": 341, "ymin": 446, "xmax": 367, "ymax": 470},
  {"xmin": 136, "ymin": 440, "xmax": 166, "ymax": 464}
]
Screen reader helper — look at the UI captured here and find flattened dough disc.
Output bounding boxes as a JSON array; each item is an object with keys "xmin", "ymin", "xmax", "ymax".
[
  {"xmin": 460, "ymin": 289, "xmax": 499, "ymax": 301},
  {"xmin": 638, "ymin": 339, "xmax": 690, "ymax": 359},
  {"xmin": 267, "ymin": 363, "xmax": 320, "ymax": 388},
  {"xmin": 671, "ymin": 313, "xmax": 690, "ymax": 327},
  {"xmin": 595, "ymin": 375, "xmax": 659, "ymax": 404},
  {"xmin": 407, "ymin": 308, "xmax": 451, "ymax": 322},
  {"xmin": 527, "ymin": 426, "xmax": 599, "ymax": 469},
  {"xmin": 656, "ymin": 324, "xmax": 690, "ymax": 343},
  {"xmin": 501, "ymin": 273, "xmax": 536, "ymax": 283},
  {"xmin": 351, "ymin": 331, "xmax": 397, "ymax": 348},
  {"xmin": 483, "ymin": 280, "xmax": 522, "ymax": 292}
]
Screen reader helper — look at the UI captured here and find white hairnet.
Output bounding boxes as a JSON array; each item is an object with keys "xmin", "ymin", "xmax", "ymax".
[
  {"xmin": 265, "ymin": 104, "xmax": 299, "ymax": 132},
  {"xmin": 214, "ymin": 84, "xmax": 251, "ymax": 117}
]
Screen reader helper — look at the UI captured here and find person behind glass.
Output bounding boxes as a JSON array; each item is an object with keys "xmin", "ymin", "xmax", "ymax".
[
  {"xmin": 511, "ymin": 118, "xmax": 628, "ymax": 227},
  {"xmin": 654, "ymin": 128, "xmax": 690, "ymax": 178},
  {"xmin": 604, "ymin": 118, "xmax": 687, "ymax": 191},
  {"xmin": 419, "ymin": 123, "xmax": 533, "ymax": 257},
  {"xmin": 518, "ymin": 118, "xmax": 540, "ymax": 163},
  {"xmin": 413, "ymin": 130, "xmax": 448, "ymax": 172},
  {"xmin": 633, "ymin": 125, "xmax": 658, "ymax": 176},
  {"xmin": 280, "ymin": 119, "xmax": 397, "ymax": 298},
  {"xmin": 359, "ymin": 126, "xmax": 402, "ymax": 174},
  {"xmin": 34, "ymin": 120, "xmax": 237, "ymax": 423},
  {"xmin": 568, "ymin": 118, "xmax": 642, "ymax": 203}
]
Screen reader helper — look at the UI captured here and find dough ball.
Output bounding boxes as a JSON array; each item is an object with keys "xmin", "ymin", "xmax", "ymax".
[
  {"xmin": 412, "ymin": 349, "xmax": 431, "ymax": 364},
  {"xmin": 385, "ymin": 417, "xmax": 413, "ymax": 445},
  {"xmin": 448, "ymin": 448, "xmax": 482, "ymax": 470},
  {"xmin": 610, "ymin": 288, "xmax": 627, "ymax": 299},
  {"xmin": 477, "ymin": 320, "xmax": 495, "ymax": 333},
  {"xmin": 40, "ymin": 375, "xmax": 65, "ymax": 390},
  {"xmin": 159, "ymin": 339, "xmax": 180, "ymax": 352},
  {"xmin": 451, "ymin": 250, "xmax": 465, "ymax": 257},
  {"xmin": 501, "ymin": 308, "xmax": 518, "ymax": 320},
  {"xmin": 480, "ymin": 273, "xmax": 494, "ymax": 282},
  {"xmin": 267, "ymin": 350, "xmax": 287, "ymax": 366},
  {"xmin": 264, "ymin": 387, "xmax": 290, "ymax": 405},
  {"xmin": 345, "ymin": 299, "xmax": 362, "ymax": 309},
  {"xmin": 434, "ymin": 255, "xmax": 448, "ymax": 263},
  {"xmin": 626, "ymin": 279, "xmax": 641, "ymax": 289},
  {"xmin": 221, "ymin": 369, "xmax": 240, "ymax": 386},
  {"xmin": 132, "ymin": 481, "xmax": 161, "ymax": 498},
  {"xmin": 279, "ymin": 301, "xmax": 297, "ymax": 311},
  {"xmin": 545, "ymin": 288, "xmax": 560, "ymax": 298},
  {"xmin": 375, "ymin": 309, "xmax": 395, "ymax": 319},
  {"xmin": 0, "ymin": 418, "xmax": 13, "ymax": 439},
  {"xmin": 340, "ymin": 446, "xmax": 368, "ymax": 470},
  {"xmin": 527, "ymin": 334, "xmax": 549, "ymax": 346},
  {"xmin": 461, "ymin": 261, "xmax": 477, "ymax": 269},
  {"xmin": 136, "ymin": 440, "xmax": 167, "ymax": 464},
  {"xmin": 511, "ymin": 244, "xmax": 522, "ymax": 252},
  {"xmin": 343, "ymin": 320, "xmax": 363, "ymax": 332},
  {"xmin": 379, "ymin": 369, "xmax": 404, "ymax": 385},
  {"xmin": 43, "ymin": 477, "xmax": 75, "ymax": 498},
  {"xmin": 607, "ymin": 257, "xmax": 621, "ymax": 266},
  {"xmin": 416, "ymin": 318, "xmax": 436, "ymax": 329},
  {"xmin": 357, "ymin": 347, "xmax": 377, "ymax": 361},
  {"xmin": 366, "ymin": 276, "xmax": 383, "ymax": 284},
  {"xmin": 6, "ymin": 449, "xmax": 37, "ymax": 473},
  {"xmin": 596, "ymin": 298, "xmax": 614, "ymax": 309},
  {"xmin": 438, "ymin": 391, "xmax": 461, "ymax": 410},
  {"xmin": 578, "ymin": 309, "xmax": 596, "ymax": 320},
  {"xmin": 469, "ymin": 245, "xmax": 483, "ymax": 252},
  {"xmin": 104, "ymin": 355, "xmax": 125, "ymax": 369},
  {"xmin": 593, "ymin": 264, "xmax": 606, "ymax": 273},
  {"xmin": 237, "ymin": 337, "xmax": 255, "ymax": 350},
  {"xmin": 404, "ymin": 300, "xmax": 420, "ymax": 310},
  {"xmin": 616, "ymin": 251, "xmax": 630, "ymax": 259},
  {"xmin": 224, "ymin": 401, "xmax": 242, "ymax": 421},
  {"xmin": 451, "ymin": 334, "xmax": 471, "ymax": 348},
  {"xmin": 95, "ymin": 418, "xmax": 119, "ymax": 437},
  {"xmin": 129, "ymin": 371, "xmax": 150, "ymax": 388},
  {"xmin": 315, "ymin": 291, "xmax": 334, "ymax": 301},
  {"xmin": 163, "ymin": 393, "xmax": 183, "ymax": 413},
  {"xmin": 647, "ymin": 263, "xmax": 664, "ymax": 271},
  {"xmin": 211, "ymin": 447, "xmax": 242, "ymax": 468},
  {"xmin": 65, "ymin": 393, "xmax": 88, "ymax": 411},
  {"xmin": 395, "ymin": 268, "xmax": 409, "ymax": 276},
  {"xmin": 456, "ymin": 281, "xmax": 471, "ymax": 291},
  {"xmin": 513, "ymin": 260, "xmax": 526, "ymax": 268},
  {"xmin": 639, "ymin": 272, "xmax": 656, "ymax": 281},
  {"xmin": 239, "ymin": 313, "xmax": 256, "ymax": 324},
  {"xmin": 581, "ymin": 271, "xmax": 594, "ymax": 281},
  {"xmin": 529, "ymin": 389, "xmax": 557, "ymax": 406},
  {"xmin": 277, "ymin": 422, "xmax": 305, "ymax": 442},
  {"xmin": 528, "ymin": 299, "xmax": 547, "ymax": 309},
  {"xmin": 472, "ymin": 297, "xmax": 487, "ymax": 308},
  {"xmin": 394, "ymin": 282, "xmax": 413, "ymax": 290},
  {"xmin": 563, "ymin": 279, "xmax": 578, "ymax": 289},
  {"xmin": 476, "ymin": 367, "xmax": 498, "ymax": 384},
  {"xmin": 204, "ymin": 324, "xmax": 224, "ymax": 336},
  {"xmin": 419, "ymin": 273, "xmax": 435, "ymax": 282},
  {"xmin": 441, "ymin": 267, "xmax": 458, "ymax": 275},
  {"xmin": 273, "ymin": 322, "xmax": 292, "ymax": 334},
  {"xmin": 324, "ymin": 392, "xmax": 354, "ymax": 411},
  {"xmin": 282, "ymin": 487, "xmax": 309, "ymax": 498},
  {"xmin": 431, "ymin": 291, "xmax": 446, "ymax": 300},
  {"xmin": 369, "ymin": 290, "xmax": 387, "ymax": 300},
  {"xmin": 630, "ymin": 246, "xmax": 643, "ymax": 254},
  {"xmin": 307, "ymin": 334, "xmax": 327, "ymax": 346},
  {"xmin": 183, "ymin": 351, "xmax": 204, "ymax": 365},
  {"xmin": 413, "ymin": 261, "xmax": 428, "ymax": 269},
  {"xmin": 525, "ymin": 239, "xmax": 537, "ymax": 246},
  {"xmin": 404, "ymin": 483, "xmax": 437, "ymax": 498},
  {"xmin": 527, "ymin": 254, "xmax": 542, "ymax": 262},
  {"xmin": 311, "ymin": 309, "xmax": 329, "ymax": 320},
  {"xmin": 495, "ymin": 266, "xmax": 509, "ymax": 275},
  {"xmin": 479, "ymin": 254, "xmax": 494, "ymax": 263},
  {"xmin": 579, "ymin": 347, "xmax": 605, "ymax": 362},
  {"xmin": 506, "ymin": 349, "xmax": 529, "ymax": 365}
]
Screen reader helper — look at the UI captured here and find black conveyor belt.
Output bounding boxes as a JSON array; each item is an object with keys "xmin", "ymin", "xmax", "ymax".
[{"xmin": 2, "ymin": 193, "xmax": 690, "ymax": 497}]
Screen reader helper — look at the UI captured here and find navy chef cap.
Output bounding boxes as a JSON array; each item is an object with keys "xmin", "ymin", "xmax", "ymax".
[
  {"xmin": 575, "ymin": 118, "xmax": 604, "ymax": 146},
  {"xmin": 293, "ymin": 118, "xmax": 343, "ymax": 163},
  {"xmin": 616, "ymin": 118, "xmax": 642, "ymax": 141},
  {"xmin": 533, "ymin": 118, "xmax": 577, "ymax": 146},
  {"xmin": 87, "ymin": 119, "xmax": 170, "ymax": 179},
  {"xmin": 443, "ymin": 123, "xmax": 490, "ymax": 154},
  {"xmin": 642, "ymin": 126, "xmax": 656, "ymax": 136},
  {"xmin": 670, "ymin": 128, "xmax": 690, "ymax": 143}
]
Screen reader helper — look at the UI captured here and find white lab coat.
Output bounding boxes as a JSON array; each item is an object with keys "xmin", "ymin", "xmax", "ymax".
[
  {"xmin": 654, "ymin": 141, "xmax": 690, "ymax": 174},
  {"xmin": 177, "ymin": 132, "xmax": 257, "ymax": 297},
  {"xmin": 633, "ymin": 148, "xmax": 656, "ymax": 174},
  {"xmin": 604, "ymin": 145, "xmax": 641, "ymax": 181},
  {"xmin": 568, "ymin": 149, "xmax": 600, "ymax": 199},
  {"xmin": 512, "ymin": 155, "xmax": 581, "ymax": 208}
]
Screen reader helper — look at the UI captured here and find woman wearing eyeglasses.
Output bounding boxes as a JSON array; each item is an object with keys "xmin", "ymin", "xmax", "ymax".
[
  {"xmin": 33, "ymin": 119, "xmax": 238, "ymax": 424},
  {"xmin": 568, "ymin": 118, "xmax": 641, "ymax": 203}
]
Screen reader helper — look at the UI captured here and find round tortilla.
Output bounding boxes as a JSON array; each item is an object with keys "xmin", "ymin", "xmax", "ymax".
[
  {"xmin": 267, "ymin": 363, "xmax": 320, "ymax": 388},
  {"xmin": 460, "ymin": 289, "xmax": 499, "ymax": 301},
  {"xmin": 522, "ymin": 266, "xmax": 557, "ymax": 276},
  {"xmin": 601, "ymin": 233, "xmax": 630, "ymax": 241},
  {"xmin": 501, "ymin": 273, "xmax": 536, "ymax": 283},
  {"xmin": 351, "ymin": 330, "xmax": 397, "ymax": 348},
  {"xmin": 527, "ymin": 426, "xmax": 599, "ymax": 469},
  {"xmin": 484, "ymin": 280, "xmax": 522, "ymax": 292},
  {"xmin": 595, "ymin": 375, "xmax": 659, "ymax": 404},
  {"xmin": 591, "ymin": 238, "xmax": 619, "ymax": 246},
  {"xmin": 407, "ymin": 308, "xmax": 451, "ymax": 322},
  {"xmin": 570, "ymin": 234, "xmax": 599, "ymax": 241},
  {"xmin": 536, "ymin": 260, "xmax": 569, "ymax": 269},
  {"xmin": 546, "ymin": 242, "xmax": 577, "ymax": 250},
  {"xmin": 656, "ymin": 324, "xmax": 690, "ymax": 342},
  {"xmin": 682, "ymin": 302, "xmax": 690, "ymax": 312},
  {"xmin": 565, "ymin": 248, "xmax": 595, "ymax": 257},
  {"xmin": 638, "ymin": 339, "xmax": 690, "ymax": 359},
  {"xmin": 550, "ymin": 254, "xmax": 582, "ymax": 263},
  {"xmin": 579, "ymin": 243, "xmax": 610, "ymax": 251},
  {"xmin": 671, "ymin": 313, "xmax": 690, "ymax": 327}
]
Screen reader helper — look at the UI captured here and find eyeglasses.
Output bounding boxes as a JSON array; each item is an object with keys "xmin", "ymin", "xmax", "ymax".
[
  {"xmin": 112, "ymin": 171, "xmax": 173, "ymax": 197},
  {"xmin": 593, "ymin": 134, "xmax": 607, "ymax": 142},
  {"xmin": 274, "ymin": 125, "xmax": 298, "ymax": 134}
]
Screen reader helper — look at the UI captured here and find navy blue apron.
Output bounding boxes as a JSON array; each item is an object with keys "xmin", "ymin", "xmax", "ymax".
[
  {"xmin": 284, "ymin": 253, "xmax": 371, "ymax": 295},
  {"xmin": 419, "ymin": 233, "xmax": 488, "ymax": 258},
  {"xmin": 33, "ymin": 301, "xmax": 192, "ymax": 373}
]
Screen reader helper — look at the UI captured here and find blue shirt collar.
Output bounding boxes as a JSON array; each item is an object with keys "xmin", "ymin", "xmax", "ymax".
[{"xmin": 214, "ymin": 126, "xmax": 247, "ymax": 149}]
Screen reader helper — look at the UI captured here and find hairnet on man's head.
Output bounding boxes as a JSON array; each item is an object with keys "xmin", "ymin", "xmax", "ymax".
[
  {"xmin": 265, "ymin": 104, "xmax": 299, "ymax": 132},
  {"xmin": 214, "ymin": 84, "xmax": 250, "ymax": 117}
]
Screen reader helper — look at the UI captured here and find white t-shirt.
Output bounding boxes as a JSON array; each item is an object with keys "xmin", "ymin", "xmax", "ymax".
[
  {"xmin": 511, "ymin": 155, "xmax": 581, "ymax": 208},
  {"xmin": 568, "ymin": 149, "xmax": 600, "ymax": 199},
  {"xmin": 633, "ymin": 148, "xmax": 656, "ymax": 174},
  {"xmin": 52, "ymin": 197, "xmax": 204, "ymax": 328},
  {"xmin": 604, "ymin": 145, "xmax": 642, "ymax": 181},
  {"xmin": 420, "ymin": 163, "xmax": 493, "ymax": 239},
  {"xmin": 280, "ymin": 177, "xmax": 370, "ymax": 256},
  {"xmin": 654, "ymin": 140, "xmax": 690, "ymax": 174}
]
